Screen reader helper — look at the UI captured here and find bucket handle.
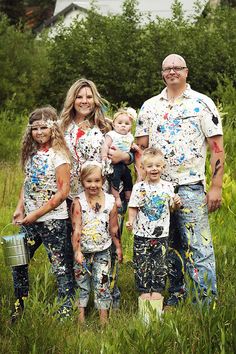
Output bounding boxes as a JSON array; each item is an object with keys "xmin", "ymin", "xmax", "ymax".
[{"xmin": 1, "ymin": 222, "xmax": 29, "ymax": 237}]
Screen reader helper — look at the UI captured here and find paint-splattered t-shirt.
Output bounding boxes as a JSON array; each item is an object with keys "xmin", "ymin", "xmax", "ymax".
[
  {"xmin": 135, "ymin": 84, "xmax": 223, "ymax": 185},
  {"xmin": 24, "ymin": 148, "xmax": 70, "ymax": 222},
  {"xmin": 63, "ymin": 121, "xmax": 105, "ymax": 197},
  {"xmin": 105, "ymin": 131, "xmax": 134, "ymax": 152},
  {"xmin": 128, "ymin": 180, "xmax": 174, "ymax": 238},
  {"xmin": 78, "ymin": 191, "xmax": 115, "ymax": 253}
]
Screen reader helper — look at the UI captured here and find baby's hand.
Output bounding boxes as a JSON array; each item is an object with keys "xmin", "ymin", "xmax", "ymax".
[{"xmin": 126, "ymin": 221, "xmax": 133, "ymax": 232}]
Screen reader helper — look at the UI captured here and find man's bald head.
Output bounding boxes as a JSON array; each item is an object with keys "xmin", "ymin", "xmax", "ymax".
[{"xmin": 162, "ymin": 54, "xmax": 187, "ymax": 68}]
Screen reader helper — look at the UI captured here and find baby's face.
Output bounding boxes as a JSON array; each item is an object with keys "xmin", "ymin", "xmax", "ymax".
[{"xmin": 113, "ymin": 114, "xmax": 132, "ymax": 135}]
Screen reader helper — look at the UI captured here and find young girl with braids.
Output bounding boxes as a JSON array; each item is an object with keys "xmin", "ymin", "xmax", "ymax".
[{"xmin": 11, "ymin": 106, "xmax": 75, "ymax": 321}]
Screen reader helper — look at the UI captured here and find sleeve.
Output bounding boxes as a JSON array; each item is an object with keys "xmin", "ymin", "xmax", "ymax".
[
  {"xmin": 128, "ymin": 183, "xmax": 144, "ymax": 208},
  {"xmin": 135, "ymin": 102, "xmax": 151, "ymax": 138},
  {"xmin": 200, "ymin": 98, "xmax": 223, "ymax": 138},
  {"xmin": 53, "ymin": 151, "xmax": 70, "ymax": 168}
]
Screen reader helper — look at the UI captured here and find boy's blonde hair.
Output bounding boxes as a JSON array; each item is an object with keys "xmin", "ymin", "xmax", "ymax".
[
  {"xmin": 21, "ymin": 106, "xmax": 70, "ymax": 167},
  {"xmin": 80, "ymin": 162, "xmax": 104, "ymax": 187},
  {"xmin": 141, "ymin": 147, "xmax": 165, "ymax": 167}
]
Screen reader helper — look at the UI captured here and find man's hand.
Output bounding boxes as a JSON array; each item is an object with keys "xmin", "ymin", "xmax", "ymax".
[{"xmin": 206, "ymin": 185, "xmax": 222, "ymax": 213}]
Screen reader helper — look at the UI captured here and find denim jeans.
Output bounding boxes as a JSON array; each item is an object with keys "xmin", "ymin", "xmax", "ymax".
[
  {"xmin": 167, "ymin": 184, "xmax": 217, "ymax": 302},
  {"xmin": 12, "ymin": 219, "xmax": 75, "ymax": 310},
  {"xmin": 74, "ymin": 248, "xmax": 112, "ymax": 310}
]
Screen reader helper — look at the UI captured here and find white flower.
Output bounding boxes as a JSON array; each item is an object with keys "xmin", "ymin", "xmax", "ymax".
[{"xmin": 126, "ymin": 107, "xmax": 137, "ymax": 121}]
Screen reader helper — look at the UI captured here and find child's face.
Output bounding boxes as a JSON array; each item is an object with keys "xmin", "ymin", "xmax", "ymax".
[
  {"xmin": 31, "ymin": 120, "xmax": 51, "ymax": 148},
  {"xmin": 113, "ymin": 114, "xmax": 132, "ymax": 135},
  {"xmin": 82, "ymin": 168, "xmax": 103, "ymax": 196},
  {"xmin": 143, "ymin": 156, "xmax": 165, "ymax": 183}
]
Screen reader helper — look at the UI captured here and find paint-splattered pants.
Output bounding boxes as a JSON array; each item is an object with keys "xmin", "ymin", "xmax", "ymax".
[
  {"xmin": 133, "ymin": 236, "xmax": 168, "ymax": 293},
  {"xmin": 12, "ymin": 219, "xmax": 75, "ymax": 310},
  {"xmin": 167, "ymin": 183, "xmax": 217, "ymax": 303},
  {"xmin": 74, "ymin": 248, "xmax": 112, "ymax": 310}
]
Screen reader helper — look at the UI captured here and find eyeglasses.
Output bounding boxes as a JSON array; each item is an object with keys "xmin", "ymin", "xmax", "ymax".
[{"xmin": 162, "ymin": 66, "xmax": 187, "ymax": 73}]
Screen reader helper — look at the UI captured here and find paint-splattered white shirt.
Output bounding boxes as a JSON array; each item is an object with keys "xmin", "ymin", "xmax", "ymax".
[
  {"xmin": 128, "ymin": 180, "xmax": 175, "ymax": 238},
  {"xmin": 78, "ymin": 192, "xmax": 115, "ymax": 253},
  {"xmin": 64, "ymin": 122, "xmax": 105, "ymax": 197},
  {"xmin": 135, "ymin": 84, "xmax": 223, "ymax": 185},
  {"xmin": 24, "ymin": 148, "xmax": 69, "ymax": 222},
  {"xmin": 105, "ymin": 131, "xmax": 134, "ymax": 152}
]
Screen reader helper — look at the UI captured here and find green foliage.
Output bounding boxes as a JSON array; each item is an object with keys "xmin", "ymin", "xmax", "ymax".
[
  {"xmin": 0, "ymin": 110, "xmax": 27, "ymax": 162},
  {"xmin": 37, "ymin": 2, "xmax": 236, "ymax": 111},
  {"xmin": 0, "ymin": 14, "xmax": 49, "ymax": 112},
  {"xmin": 0, "ymin": 165, "xmax": 235, "ymax": 353}
]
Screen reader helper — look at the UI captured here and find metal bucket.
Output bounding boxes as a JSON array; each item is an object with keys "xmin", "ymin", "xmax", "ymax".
[{"xmin": 1, "ymin": 233, "xmax": 30, "ymax": 266}]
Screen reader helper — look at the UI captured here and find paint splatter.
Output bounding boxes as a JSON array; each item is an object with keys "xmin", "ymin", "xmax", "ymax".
[
  {"xmin": 213, "ymin": 159, "xmax": 221, "ymax": 177},
  {"xmin": 212, "ymin": 115, "xmax": 219, "ymax": 125},
  {"xmin": 213, "ymin": 141, "xmax": 223, "ymax": 153}
]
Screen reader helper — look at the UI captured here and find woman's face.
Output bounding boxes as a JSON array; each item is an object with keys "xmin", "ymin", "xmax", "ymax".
[{"xmin": 74, "ymin": 86, "xmax": 95, "ymax": 119}]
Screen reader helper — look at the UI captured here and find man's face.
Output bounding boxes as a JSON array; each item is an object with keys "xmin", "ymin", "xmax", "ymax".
[{"xmin": 162, "ymin": 55, "xmax": 188, "ymax": 88}]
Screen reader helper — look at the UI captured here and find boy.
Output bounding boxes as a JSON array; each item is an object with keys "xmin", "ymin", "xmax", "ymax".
[{"xmin": 126, "ymin": 147, "xmax": 182, "ymax": 318}]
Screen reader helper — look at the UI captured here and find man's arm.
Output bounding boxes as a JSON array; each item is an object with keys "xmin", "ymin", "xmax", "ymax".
[{"xmin": 206, "ymin": 135, "xmax": 224, "ymax": 213}]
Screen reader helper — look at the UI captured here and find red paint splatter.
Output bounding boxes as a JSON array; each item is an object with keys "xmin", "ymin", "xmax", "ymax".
[
  {"xmin": 194, "ymin": 268, "xmax": 199, "ymax": 280},
  {"xmin": 213, "ymin": 141, "xmax": 223, "ymax": 153},
  {"xmin": 76, "ymin": 128, "xmax": 85, "ymax": 140},
  {"xmin": 164, "ymin": 113, "xmax": 168, "ymax": 120}
]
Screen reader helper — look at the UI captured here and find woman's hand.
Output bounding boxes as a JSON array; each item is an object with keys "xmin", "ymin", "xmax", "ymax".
[{"xmin": 108, "ymin": 146, "xmax": 130, "ymax": 164}]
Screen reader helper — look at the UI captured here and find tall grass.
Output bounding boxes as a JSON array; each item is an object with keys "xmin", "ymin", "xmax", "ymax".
[{"xmin": 0, "ymin": 164, "xmax": 235, "ymax": 353}]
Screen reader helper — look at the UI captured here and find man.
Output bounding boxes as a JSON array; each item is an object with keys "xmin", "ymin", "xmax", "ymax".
[{"xmin": 135, "ymin": 54, "xmax": 224, "ymax": 305}]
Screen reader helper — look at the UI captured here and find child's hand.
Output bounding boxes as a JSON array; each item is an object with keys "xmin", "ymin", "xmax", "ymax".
[
  {"xmin": 116, "ymin": 246, "xmax": 123, "ymax": 263},
  {"xmin": 74, "ymin": 250, "xmax": 84, "ymax": 265},
  {"xmin": 126, "ymin": 221, "xmax": 133, "ymax": 231},
  {"xmin": 173, "ymin": 194, "xmax": 182, "ymax": 209},
  {"xmin": 20, "ymin": 211, "xmax": 38, "ymax": 225},
  {"xmin": 12, "ymin": 209, "xmax": 25, "ymax": 225}
]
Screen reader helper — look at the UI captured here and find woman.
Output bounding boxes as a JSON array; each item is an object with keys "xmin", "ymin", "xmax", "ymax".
[{"xmin": 60, "ymin": 78, "xmax": 133, "ymax": 307}]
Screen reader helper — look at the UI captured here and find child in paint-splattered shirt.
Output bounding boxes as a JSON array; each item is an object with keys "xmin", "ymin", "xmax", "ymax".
[
  {"xmin": 126, "ymin": 147, "xmax": 182, "ymax": 316},
  {"xmin": 72, "ymin": 161, "xmax": 122, "ymax": 325},
  {"xmin": 11, "ymin": 106, "xmax": 75, "ymax": 322}
]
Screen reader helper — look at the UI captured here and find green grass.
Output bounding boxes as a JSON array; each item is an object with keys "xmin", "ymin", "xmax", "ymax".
[{"xmin": 0, "ymin": 165, "xmax": 235, "ymax": 354}]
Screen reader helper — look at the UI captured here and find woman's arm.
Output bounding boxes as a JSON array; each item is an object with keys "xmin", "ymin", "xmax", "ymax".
[
  {"xmin": 20, "ymin": 163, "xmax": 70, "ymax": 225},
  {"xmin": 101, "ymin": 135, "xmax": 113, "ymax": 160},
  {"xmin": 109, "ymin": 204, "xmax": 123, "ymax": 263}
]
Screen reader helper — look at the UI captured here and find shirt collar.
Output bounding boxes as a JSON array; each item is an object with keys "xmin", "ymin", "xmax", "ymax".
[{"xmin": 160, "ymin": 83, "xmax": 192, "ymax": 100}]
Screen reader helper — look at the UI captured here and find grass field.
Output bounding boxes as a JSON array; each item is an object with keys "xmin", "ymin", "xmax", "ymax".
[{"xmin": 0, "ymin": 164, "xmax": 235, "ymax": 354}]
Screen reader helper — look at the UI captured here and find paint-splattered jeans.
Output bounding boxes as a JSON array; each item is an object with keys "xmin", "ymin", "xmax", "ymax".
[
  {"xmin": 167, "ymin": 183, "xmax": 217, "ymax": 303},
  {"xmin": 133, "ymin": 236, "xmax": 168, "ymax": 293},
  {"xmin": 12, "ymin": 219, "xmax": 75, "ymax": 310},
  {"xmin": 74, "ymin": 248, "xmax": 112, "ymax": 310}
]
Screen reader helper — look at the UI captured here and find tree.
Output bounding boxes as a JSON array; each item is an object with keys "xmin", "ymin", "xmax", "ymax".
[{"xmin": 0, "ymin": 0, "xmax": 25, "ymax": 25}]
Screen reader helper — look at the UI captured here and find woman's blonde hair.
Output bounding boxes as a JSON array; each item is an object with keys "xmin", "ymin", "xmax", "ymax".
[
  {"xmin": 21, "ymin": 106, "xmax": 70, "ymax": 167},
  {"xmin": 80, "ymin": 163, "xmax": 104, "ymax": 187},
  {"xmin": 60, "ymin": 78, "xmax": 111, "ymax": 133}
]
